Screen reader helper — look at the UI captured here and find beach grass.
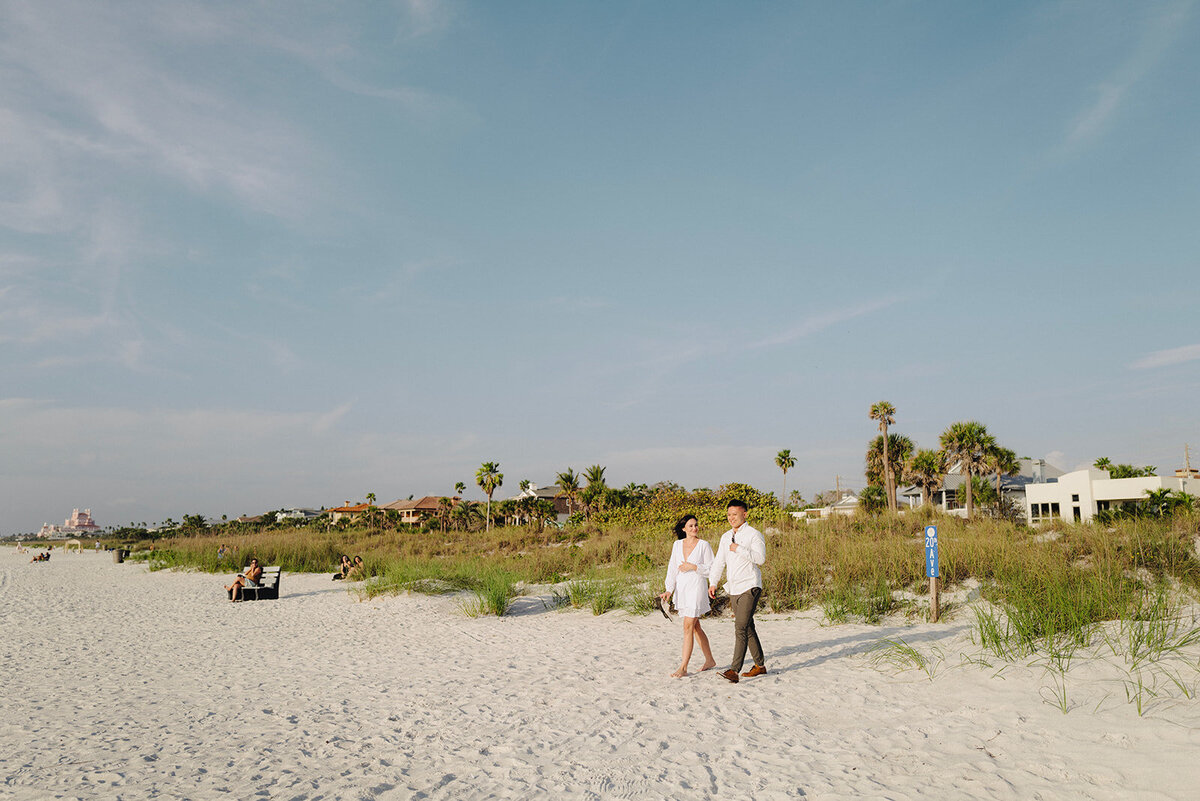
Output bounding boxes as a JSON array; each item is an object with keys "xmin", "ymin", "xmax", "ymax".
[{"xmin": 129, "ymin": 509, "xmax": 1199, "ymax": 631}]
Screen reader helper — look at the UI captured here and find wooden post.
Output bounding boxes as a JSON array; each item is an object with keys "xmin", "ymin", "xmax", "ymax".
[{"xmin": 929, "ymin": 576, "xmax": 939, "ymax": 623}]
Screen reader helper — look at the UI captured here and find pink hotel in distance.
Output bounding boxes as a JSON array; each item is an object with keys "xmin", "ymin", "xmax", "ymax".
[{"xmin": 38, "ymin": 508, "xmax": 102, "ymax": 538}]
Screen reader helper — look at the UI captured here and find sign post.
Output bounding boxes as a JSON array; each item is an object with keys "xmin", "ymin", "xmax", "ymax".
[{"xmin": 925, "ymin": 525, "xmax": 940, "ymax": 623}]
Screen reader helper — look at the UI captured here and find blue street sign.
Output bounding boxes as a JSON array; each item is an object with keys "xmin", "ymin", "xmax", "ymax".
[{"xmin": 924, "ymin": 525, "xmax": 939, "ymax": 578}]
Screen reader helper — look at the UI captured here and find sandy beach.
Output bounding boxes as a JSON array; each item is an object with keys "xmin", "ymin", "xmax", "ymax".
[{"xmin": 2, "ymin": 549, "xmax": 1199, "ymax": 800}]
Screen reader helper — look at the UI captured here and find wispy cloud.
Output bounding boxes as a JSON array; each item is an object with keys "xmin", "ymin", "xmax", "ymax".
[
  {"xmin": 0, "ymin": 2, "xmax": 316, "ymax": 222},
  {"xmin": 1064, "ymin": 1, "xmax": 1193, "ymax": 150},
  {"xmin": 750, "ymin": 296, "xmax": 906, "ymax": 349},
  {"xmin": 1130, "ymin": 343, "xmax": 1200, "ymax": 369}
]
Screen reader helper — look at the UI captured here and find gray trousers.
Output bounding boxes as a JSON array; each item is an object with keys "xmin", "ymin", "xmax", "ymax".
[{"xmin": 730, "ymin": 587, "xmax": 764, "ymax": 672}]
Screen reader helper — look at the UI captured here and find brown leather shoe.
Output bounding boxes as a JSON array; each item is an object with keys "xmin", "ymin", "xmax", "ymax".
[
  {"xmin": 741, "ymin": 664, "xmax": 767, "ymax": 678},
  {"xmin": 719, "ymin": 669, "xmax": 739, "ymax": 683}
]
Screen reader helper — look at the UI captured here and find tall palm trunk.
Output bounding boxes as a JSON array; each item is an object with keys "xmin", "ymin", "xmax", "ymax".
[
  {"xmin": 964, "ymin": 470, "xmax": 974, "ymax": 518},
  {"xmin": 881, "ymin": 427, "xmax": 894, "ymax": 512}
]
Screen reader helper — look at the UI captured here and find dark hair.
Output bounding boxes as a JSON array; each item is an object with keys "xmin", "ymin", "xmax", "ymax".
[
  {"xmin": 673, "ymin": 514, "xmax": 698, "ymax": 540},
  {"xmin": 354, "ymin": 555, "xmax": 363, "ymax": 563},
  {"xmin": 727, "ymin": 499, "xmax": 748, "ymax": 512}
]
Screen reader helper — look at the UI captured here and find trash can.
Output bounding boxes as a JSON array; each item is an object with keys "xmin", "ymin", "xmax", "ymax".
[{"xmin": 112, "ymin": 549, "xmax": 125, "ymax": 564}]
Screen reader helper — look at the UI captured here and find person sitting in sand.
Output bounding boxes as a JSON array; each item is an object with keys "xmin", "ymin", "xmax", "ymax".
[
  {"xmin": 332, "ymin": 554, "xmax": 352, "ymax": 580},
  {"xmin": 225, "ymin": 558, "xmax": 263, "ymax": 602},
  {"xmin": 217, "ymin": 544, "xmax": 228, "ymax": 560},
  {"xmin": 345, "ymin": 555, "xmax": 365, "ymax": 581},
  {"xmin": 658, "ymin": 514, "xmax": 718, "ymax": 678}
]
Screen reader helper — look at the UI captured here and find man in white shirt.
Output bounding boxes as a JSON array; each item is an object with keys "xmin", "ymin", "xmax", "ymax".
[{"xmin": 707, "ymin": 499, "xmax": 767, "ymax": 683}]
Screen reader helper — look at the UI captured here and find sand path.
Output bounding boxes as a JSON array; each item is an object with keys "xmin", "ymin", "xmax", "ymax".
[{"xmin": 2, "ymin": 549, "xmax": 1198, "ymax": 799}]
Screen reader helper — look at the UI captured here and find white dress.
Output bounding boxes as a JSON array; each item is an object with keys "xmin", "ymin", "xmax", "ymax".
[{"xmin": 664, "ymin": 538, "xmax": 714, "ymax": 618}]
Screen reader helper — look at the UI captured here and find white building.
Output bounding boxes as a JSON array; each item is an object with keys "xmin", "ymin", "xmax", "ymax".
[
  {"xmin": 791, "ymin": 492, "xmax": 859, "ymax": 523},
  {"xmin": 1024, "ymin": 468, "xmax": 1197, "ymax": 525},
  {"xmin": 899, "ymin": 458, "xmax": 1065, "ymax": 517}
]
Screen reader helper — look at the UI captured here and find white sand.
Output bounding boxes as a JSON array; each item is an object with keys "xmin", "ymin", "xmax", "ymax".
[{"xmin": 3, "ymin": 549, "xmax": 1199, "ymax": 800}]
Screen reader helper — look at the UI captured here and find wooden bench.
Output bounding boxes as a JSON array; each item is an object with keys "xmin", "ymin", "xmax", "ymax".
[{"xmin": 228, "ymin": 566, "xmax": 282, "ymax": 601}]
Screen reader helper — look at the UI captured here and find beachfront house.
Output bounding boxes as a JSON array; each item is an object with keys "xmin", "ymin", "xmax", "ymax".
[
  {"xmin": 790, "ymin": 492, "xmax": 860, "ymax": 523},
  {"xmin": 898, "ymin": 458, "xmax": 1065, "ymax": 516},
  {"xmin": 328, "ymin": 502, "xmax": 371, "ymax": 524},
  {"xmin": 1025, "ymin": 468, "xmax": 1198, "ymax": 525},
  {"xmin": 502, "ymin": 483, "xmax": 571, "ymax": 526},
  {"xmin": 276, "ymin": 508, "xmax": 322, "ymax": 523},
  {"xmin": 382, "ymin": 496, "xmax": 455, "ymax": 525}
]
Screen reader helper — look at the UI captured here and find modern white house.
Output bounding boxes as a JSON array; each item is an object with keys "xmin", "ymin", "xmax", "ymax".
[
  {"xmin": 1024, "ymin": 468, "xmax": 1197, "ymax": 525},
  {"xmin": 899, "ymin": 459, "xmax": 1065, "ymax": 517}
]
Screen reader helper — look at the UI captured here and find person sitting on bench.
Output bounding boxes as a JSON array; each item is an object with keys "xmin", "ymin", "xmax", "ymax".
[{"xmin": 225, "ymin": 558, "xmax": 263, "ymax": 602}]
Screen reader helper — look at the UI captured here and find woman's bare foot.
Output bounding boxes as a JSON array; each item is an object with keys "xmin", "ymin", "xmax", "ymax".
[
  {"xmin": 699, "ymin": 661, "xmax": 717, "ymax": 672},
  {"xmin": 670, "ymin": 668, "xmax": 689, "ymax": 678}
]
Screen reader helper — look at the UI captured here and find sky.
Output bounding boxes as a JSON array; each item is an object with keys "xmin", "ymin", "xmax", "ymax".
[{"xmin": 2, "ymin": 0, "xmax": 1199, "ymax": 535}]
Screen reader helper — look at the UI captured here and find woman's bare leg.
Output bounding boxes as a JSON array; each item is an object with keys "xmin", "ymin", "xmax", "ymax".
[
  {"xmin": 672, "ymin": 617, "xmax": 698, "ymax": 677},
  {"xmin": 694, "ymin": 621, "xmax": 717, "ymax": 670}
]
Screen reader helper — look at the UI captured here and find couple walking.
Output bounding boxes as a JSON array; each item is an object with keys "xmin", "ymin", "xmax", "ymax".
[{"xmin": 658, "ymin": 499, "xmax": 766, "ymax": 682}]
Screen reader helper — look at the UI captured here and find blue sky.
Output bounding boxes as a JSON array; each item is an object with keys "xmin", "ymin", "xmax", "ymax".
[{"xmin": 3, "ymin": 0, "xmax": 1198, "ymax": 535}]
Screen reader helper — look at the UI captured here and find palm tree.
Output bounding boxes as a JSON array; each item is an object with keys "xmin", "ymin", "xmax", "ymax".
[
  {"xmin": 776, "ymin": 449, "xmax": 796, "ymax": 509},
  {"xmin": 583, "ymin": 464, "xmax": 607, "ymax": 488},
  {"xmin": 1144, "ymin": 488, "xmax": 1175, "ymax": 517},
  {"xmin": 435, "ymin": 496, "xmax": 454, "ymax": 532},
  {"xmin": 905, "ymin": 449, "xmax": 944, "ymax": 507},
  {"xmin": 555, "ymin": 468, "xmax": 581, "ymax": 515},
  {"xmin": 454, "ymin": 500, "xmax": 484, "ymax": 531},
  {"xmin": 869, "ymin": 402, "xmax": 898, "ymax": 511},
  {"xmin": 988, "ymin": 446, "xmax": 1020, "ymax": 498},
  {"xmin": 866, "ymin": 434, "xmax": 914, "ymax": 495},
  {"xmin": 582, "ymin": 464, "xmax": 608, "ymax": 520},
  {"xmin": 519, "ymin": 479, "xmax": 531, "ymax": 492},
  {"xmin": 1093, "ymin": 457, "xmax": 1112, "ymax": 473},
  {"xmin": 454, "ymin": 482, "xmax": 466, "ymax": 497},
  {"xmin": 858, "ymin": 484, "xmax": 887, "ymax": 515},
  {"xmin": 476, "ymin": 461, "xmax": 503, "ymax": 532},
  {"xmin": 939, "ymin": 421, "xmax": 992, "ymax": 518},
  {"xmin": 363, "ymin": 492, "xmax": 379, "ymax": 528}
]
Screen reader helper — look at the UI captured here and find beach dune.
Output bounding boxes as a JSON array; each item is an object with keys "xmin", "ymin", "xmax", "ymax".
[{"xmin": 1, "ymin": 549, "xmax": 1198, "ymax": 799}]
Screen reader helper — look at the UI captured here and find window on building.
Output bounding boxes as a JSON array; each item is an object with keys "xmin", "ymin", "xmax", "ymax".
[
  {"xmin": 1030, "ymin": 501, "xmax": 1062, "ymax": 524},
  {"xmin": 1071, "ymin": 494, "xmax": 1079, "ymax": 503}
]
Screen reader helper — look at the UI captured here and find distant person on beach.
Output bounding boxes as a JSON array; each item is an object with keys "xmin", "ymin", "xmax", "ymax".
[
  {"xmin": 708, "ymin": 499, "xmax": 767, "ymax": 683},
  {"xmin": 332, "ymin": 554, "xmax": 352, "ymax": 580},
  {"xmin": 659, "ymin": 514, "xmax": 717, "ymax": 677},
  {"xmin": 217, "ymin": 544, "xmax": 228, "ymax": 560},
  {"xmin": 225, "ymin": 558, "xmax": 263, "ymax": 602},
  {"xmin": 346, "ymin": 555, "xmax": 365, "ymax": 581}
]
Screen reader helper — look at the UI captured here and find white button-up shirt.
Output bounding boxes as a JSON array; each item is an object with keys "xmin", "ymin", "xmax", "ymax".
[{"xmin": 708, "ymin": 523, "xmax": 766, "ymax": 597}]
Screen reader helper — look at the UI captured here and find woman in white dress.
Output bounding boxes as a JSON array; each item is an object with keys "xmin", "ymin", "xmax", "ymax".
[{"xmin": 658, "ymin": 514, "xmax": 717, "ymax": 678}]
